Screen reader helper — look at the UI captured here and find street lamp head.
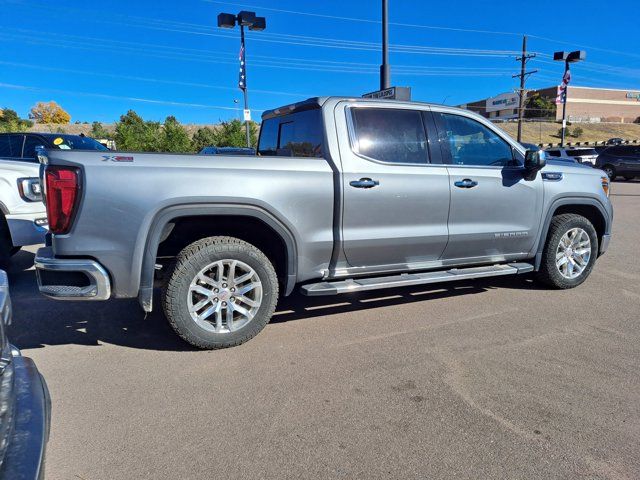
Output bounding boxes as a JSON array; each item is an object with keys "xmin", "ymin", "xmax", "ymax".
[
  {"xmin": 237, "ymin": 11, "xmax": 256, "ymax": 27},
  {"xmin": 566, "ymin": 50, "xmax": 586, "ymax": 63},
  {"xmin": 249, "ymin": 16, "xmax": 266, "ymax": 31},
  {"xmin": 553, "ymin": 50, "xmax": 586, "ymax": 63},
  {"xmin": 553, "ymin": 51, "xmax": 568, "ymax": 61},
  {"xmin": 217, "ymin": 13, "xmax": 236, "ymax": 28}
]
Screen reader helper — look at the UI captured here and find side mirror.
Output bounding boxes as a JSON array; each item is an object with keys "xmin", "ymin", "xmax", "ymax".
[{"xmin": 524, "ymin": 149, "xmax": 546, "ymax": 171}]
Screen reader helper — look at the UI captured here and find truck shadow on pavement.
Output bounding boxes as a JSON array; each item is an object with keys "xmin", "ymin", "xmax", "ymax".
[{"xmin": 6, "ymin": 250, "xmax": 544, "ymax": 352}]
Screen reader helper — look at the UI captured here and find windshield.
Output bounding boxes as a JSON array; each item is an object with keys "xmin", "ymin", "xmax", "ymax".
[
  {"xmin": 51, "ymin": 135, "xmax": 108, "ymax": 151},
  {"xmin": 567, "ymin": 149, "xmax": 597, "ymax": 157}
]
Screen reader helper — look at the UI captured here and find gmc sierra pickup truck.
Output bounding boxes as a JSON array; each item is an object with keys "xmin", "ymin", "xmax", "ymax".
[{"xmin": 34, "ymin": 97, "xmax": 613, "ymax": 349}]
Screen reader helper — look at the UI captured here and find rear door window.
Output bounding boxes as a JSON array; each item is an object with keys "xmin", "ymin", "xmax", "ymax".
[
  {"xmin": 22, "ymin": 135, "xmax": 47, "ymax": 161},
  {"xmin": 0, "ymin": 135, "xmax": 24, "ymax": 158},
  {"xmin": 349, "ymin": 107, "xmax": 429, "ymax": 165},
  {"xmin": 258, "ymin": 109, "xmax": 323, "ymax": 158}
]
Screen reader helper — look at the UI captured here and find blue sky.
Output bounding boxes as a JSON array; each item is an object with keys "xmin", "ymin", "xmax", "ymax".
[{"xmin": 1, "ymin": 0, "xmax": 639, "ymax": 124}]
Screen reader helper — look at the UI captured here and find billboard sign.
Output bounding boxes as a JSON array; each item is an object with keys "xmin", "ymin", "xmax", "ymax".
[{"xmin": 485, "ymin": 92, "xmax": 519, "ymax": 113}]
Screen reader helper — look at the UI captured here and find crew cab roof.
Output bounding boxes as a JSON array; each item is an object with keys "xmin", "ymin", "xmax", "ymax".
[{"xmin": 261, "ymin": 96, "xmax": 457, "ymax": 120}]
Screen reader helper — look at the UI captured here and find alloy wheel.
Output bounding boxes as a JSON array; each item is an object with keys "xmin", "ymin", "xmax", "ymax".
[
  {"xmin": 555, "ymin": 228, "xmax": 591, "ymax": 279},
  {"xmin": 187, "ymin": 259, "xmax": 263, "ymax": 333}
]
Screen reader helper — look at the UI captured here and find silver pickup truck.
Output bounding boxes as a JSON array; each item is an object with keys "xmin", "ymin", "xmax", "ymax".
[{"xmin": 34, "ymin": 97, "xmax": 613, "ymax": 349}]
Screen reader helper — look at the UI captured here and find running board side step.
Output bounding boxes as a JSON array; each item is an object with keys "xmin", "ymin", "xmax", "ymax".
[{"xmin": 301, "ymin": 263, "xmax": 534, "ymax": 296}]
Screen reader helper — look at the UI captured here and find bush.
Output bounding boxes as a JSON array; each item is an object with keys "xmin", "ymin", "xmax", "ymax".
[
  {"xmin": 572, "ymin": 126, "xmax": 583, "ymax": 138},
  {"xmin": 160, "ymin": 116, "xmax": 191, "ymax": 153},
  {"xmin": 191, "ymin": 127, "xmax": 218, "ymax": 152},
  {"xmin": 90, "ymin": 121, "xmax": 111, "ymax": 140},
  {"xmin": 0, "ymin": 108, "xmax": 33, "ymax": 132}
]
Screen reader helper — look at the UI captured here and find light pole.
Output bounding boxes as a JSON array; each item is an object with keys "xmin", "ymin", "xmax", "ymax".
[
  {"xmin": 218, "ymin": 11, "xmax": 266, "ymax": 148},
  {"xmin": 554, "ymin": 50, "xmax": 585, "ymax": 147},
  {"xmin": 380, "ymin": 0, "xmax": 390, "ymax": 90}
]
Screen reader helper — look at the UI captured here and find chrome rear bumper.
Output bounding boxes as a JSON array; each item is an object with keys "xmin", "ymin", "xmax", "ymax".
[{"xmin": 34, "ymin": 247, "xmax": 111, "ymax": 300}]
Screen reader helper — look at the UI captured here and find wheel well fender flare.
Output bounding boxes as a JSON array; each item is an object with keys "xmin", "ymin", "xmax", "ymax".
[
  {"xmin": 534, "ymin": 196, "xmax": 611, "ymax": 270},
  {"xmin": 138, "ymin": 204, "xmax": 298, "ymax": 312}
]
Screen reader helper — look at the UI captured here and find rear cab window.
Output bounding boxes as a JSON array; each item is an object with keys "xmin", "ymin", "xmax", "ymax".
[
  {"xmin": 348, "ymin": 107, "xmax": 430, "ymax": 165},
  {"xmin": 258, "ymin": 108, "xmax": 324, "ymax": 158}
]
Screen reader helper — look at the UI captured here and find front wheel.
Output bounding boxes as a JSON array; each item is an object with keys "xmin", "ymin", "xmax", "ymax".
[
  {"xmin": 602, "ymin": 165, "xmax": 616, "ymax": 180},
  {"xmin": 162, "ymin": 236, "xmax": 279, "ymax": 349},
  {"xmin": 536, "ymin": 214, "xmax": 598, "ymax": 289}
]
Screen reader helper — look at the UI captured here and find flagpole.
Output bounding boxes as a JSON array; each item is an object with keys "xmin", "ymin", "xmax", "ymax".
[
  {"xmin": 240, "ymin": 24, "xmax": 251, "ymax": 148},
  {"xmin": 561, "ymin": 62, "xmax": 569, "ymax": 147}
]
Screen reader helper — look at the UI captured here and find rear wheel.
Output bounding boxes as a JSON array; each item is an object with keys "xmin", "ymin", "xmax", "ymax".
[
  {"xmin": 536, "ymin": 214, "xmax": 598, "ymax": 289},
  {"xmin": 602, "ymin": 165, "xmax": 616, "ymax": 180},
  {"xmin": 0, "ymin": 214, "xmax": 14, "ymax": 268},
  {"xmin": 162, "ymin": 236, "xmax": 279, "ymax": 349}
]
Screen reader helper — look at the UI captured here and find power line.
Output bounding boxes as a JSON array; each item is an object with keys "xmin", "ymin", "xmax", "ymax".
[{"xmin": 0, "ymin": 82, "xmax": 267, "ymax": 112}]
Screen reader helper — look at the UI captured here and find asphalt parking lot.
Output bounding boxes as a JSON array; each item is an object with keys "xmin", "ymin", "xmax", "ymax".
[{"xmin": 7, "ymin": 180, "xmax": 640, "ymax": 480}]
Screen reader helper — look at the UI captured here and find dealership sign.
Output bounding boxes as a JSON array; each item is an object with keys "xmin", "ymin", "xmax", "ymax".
[{"xmin": 485, "ymin": 92, "xmax": 519, "ymax": 113}]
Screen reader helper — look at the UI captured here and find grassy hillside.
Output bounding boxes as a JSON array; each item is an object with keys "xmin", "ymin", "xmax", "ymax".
[
  {"xmin": 497, "ymin": 121, "xmax": 640, "ymax": 146},
  {"xmin": 27, "ymin": 120, "xmax": 640, "ymax": 147}
]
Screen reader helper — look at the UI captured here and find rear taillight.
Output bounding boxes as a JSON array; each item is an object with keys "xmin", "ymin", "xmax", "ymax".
[{"xmin": 44, "ymin": 166, "xmax": 80, "ymax": 234}]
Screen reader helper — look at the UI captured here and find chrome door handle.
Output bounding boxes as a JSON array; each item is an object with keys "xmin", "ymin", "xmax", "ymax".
[
  {"xmin": 454, "ymin": 179, "xmax": 478, "ymax": 188},
  {"xmin": 350, "ymin": 178, "xmax": 380, "ymax": 189}
]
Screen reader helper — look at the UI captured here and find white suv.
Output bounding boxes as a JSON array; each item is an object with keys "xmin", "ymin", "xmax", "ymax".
[{"xmin": 545, "ymin": 147, "xmax": 598, "ymax": 166}]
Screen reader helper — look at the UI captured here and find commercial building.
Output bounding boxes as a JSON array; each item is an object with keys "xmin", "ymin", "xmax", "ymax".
[{"xmin": 461, "ymin": 86, "xmax": 640, "ymax": 123}]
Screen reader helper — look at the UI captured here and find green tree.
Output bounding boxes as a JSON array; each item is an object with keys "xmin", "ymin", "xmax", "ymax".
[
  {"xmin": 90, "ymin": 121, "xmax": 111, "ymax": 139},
  {"xmin": 524, "ymin": 94, "xmax": 556, "ymax": 119},
  {"xmin": 191, "ymin": 126, "xmax": 218, "ymax": 152},
  {"xmin": 212, "ymin": 119, "xmax": 259, "ymax": 148},
  {"xmin": 572, "ymin": 126, "xmax": 583, "ymax": 138},
  {"xmin": 0, "ymin": 108, "xmax": 33, "ymax": 132},
  {"xmin": 160, "ymin": 116, "xmax": 191, "ymax": 153},
  {"xmin": 114, "ymin": 110, "xmax": 162, "ymax": 151}
]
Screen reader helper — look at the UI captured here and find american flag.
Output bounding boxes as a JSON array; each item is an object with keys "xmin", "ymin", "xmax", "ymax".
[
  {"xmin": 555, "ymin": 68, "xmax": 571, "ymax": 104},
  {"xmin": 238, "ymin": 42, "xmax": 246, "ymax": 91}
]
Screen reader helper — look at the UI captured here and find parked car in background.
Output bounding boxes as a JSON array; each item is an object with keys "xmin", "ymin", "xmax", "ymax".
[
  {"xmin": 545, "ymin": 147, "xmax": 598, "ymax": 166},
  {"xmin": 595, "ymin": 144, "xmax": 640, "ymax": 180},
  {"xmin": 0, "ymin": 134, "xmax": 51, "ymax": 264},
  {"xmin": 199, "ymin": 146, "xmax": 255, "ymax": 155},
  {"xmin": 34, "ymin": 96, "xmax": 613, "ymax": 349},
  {"xmin": 606, "ymin": 137, "xmax": 624, "ymax": 146},
  {"xmin": 0, "ymin": 270, "xmax": 50, "ymax": 479},
  {"xmin": 0, "ymin": 133, "xmax": 108, "ymax": 162},
  {"xmin": 520, "ymin": 142, "xmax": 541, "ymax": 151}
]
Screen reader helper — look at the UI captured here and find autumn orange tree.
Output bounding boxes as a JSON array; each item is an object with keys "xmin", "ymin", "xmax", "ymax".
[{"xmin": 29, "ymin": 101, "xmax": 71, "ymax": 124}]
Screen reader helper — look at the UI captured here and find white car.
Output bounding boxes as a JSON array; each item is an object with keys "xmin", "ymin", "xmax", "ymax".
[
  {"xmin": 0, "ymin": 134, "xmax": 48, "ymax": 264},
  {"xmin": 545, "ymin": 147, "xmax": 599, "ymax": 166}
]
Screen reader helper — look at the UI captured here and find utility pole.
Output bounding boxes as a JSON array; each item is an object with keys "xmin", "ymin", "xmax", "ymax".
[
  {"xmin": 513, "ymin": 35, "xmax": 537, "ymax": 143},
  {"xmin": 380, "ymin": 0, "xmax": 390, "ymax": 90}
]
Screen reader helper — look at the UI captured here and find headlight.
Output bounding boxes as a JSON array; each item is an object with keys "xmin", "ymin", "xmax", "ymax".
[
  {"xmin": 601, "ymin": 176, "xmax": 610, "ymax": 198},
  {"xmin": 17, "ymin": 177, "xmax": 43, "ymax": 202}
]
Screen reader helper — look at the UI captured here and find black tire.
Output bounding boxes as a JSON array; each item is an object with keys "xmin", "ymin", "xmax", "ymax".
[
  {"xmin": 0, "ymin": 214, "xmax": 14, "ymax": 268},
  {"xmin": 536, "ymin": 214, "xmax": 598, "ymax": 289},
  {"xmin": 162, "ymin": 236, "xmax": 279, "ymax": 349},
  {"xmin": 624, "ymin": 176, "xmax": 635, "ymax": 181},
  {"xmin": 602, "ymin": 165, "xmax": 616, "ymax": 181}
]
